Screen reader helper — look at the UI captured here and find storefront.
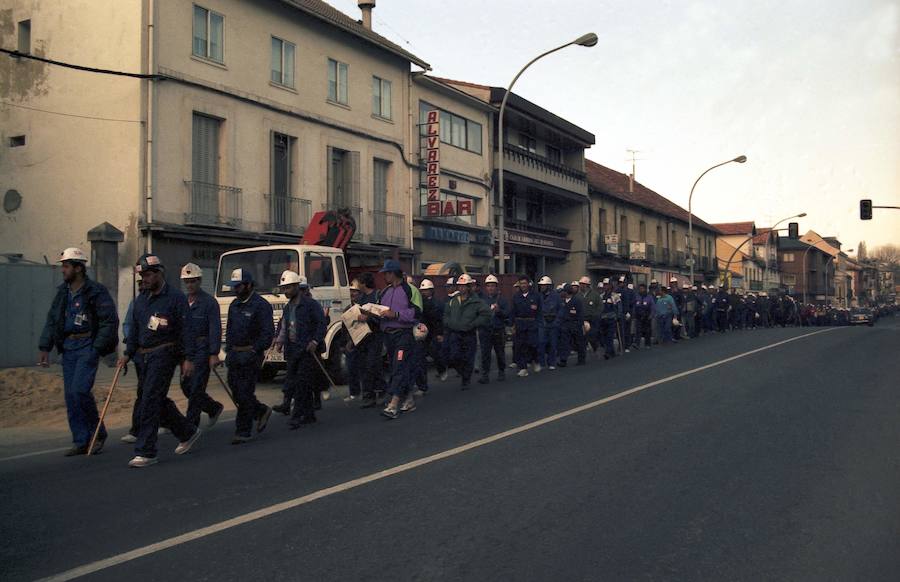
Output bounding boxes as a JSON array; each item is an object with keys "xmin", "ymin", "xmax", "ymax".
[{"xmin": 414, "ymin": 220, "xmax": 493, "ymax": 274}]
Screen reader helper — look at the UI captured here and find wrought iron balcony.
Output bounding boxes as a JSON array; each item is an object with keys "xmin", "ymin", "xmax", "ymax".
[
  {"xmin": 370, "ymin": 210, "xmax": 405, "ymax": 245},
  {"xmin": 265, "ymin": 194, "xmax": 311, "ymax": 234},
  {"xmin": 502, "ymin": 146, "xmax": 587, "ymax": 182},
  {"xmin": 184, "ymin": 181, "xmax": 242, "ymax": 229}
]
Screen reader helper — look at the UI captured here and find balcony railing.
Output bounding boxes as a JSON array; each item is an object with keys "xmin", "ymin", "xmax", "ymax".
[
  {"xmin": 661, "ymin": 248, "xmax": 670, "ymax": 264},
  {"xmin": 503, "ymin": 146, "xmax": 587, "ymax": 182},
  {"xmin": 370, "ymin": 210, "xmax": 405, "ymax": 245},
  {"xmin": 265, "ymin": 194, "xmax": 311, "ymax": 234},
  {"xmin": 507, "ymin": 218, "xmax": 569, "ymax": 238},
  {"xmin": 184, "ymin": 181, "xmax": 242, "ymax": 229},
  {"xmin": 750, "ymin": 280, "xmax": 764, "ymax": 291},
  {"xmin": 646, "ymin": 244, "xmax": 656, "ymax": 262},
  {"xmin": 673, "ymin": 250, "xmax": 685, "ymax": 267}
]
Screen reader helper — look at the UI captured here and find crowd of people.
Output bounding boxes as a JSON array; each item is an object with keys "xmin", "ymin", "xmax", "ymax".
[{"xmin": 39, "ymin": 248, "xmax": 887, "ymax": 468}]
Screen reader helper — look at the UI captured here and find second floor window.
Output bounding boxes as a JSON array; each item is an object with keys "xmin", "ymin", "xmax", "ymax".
[
  {"xmin": 518, "ymin": 133, "xmax": 537, "ymax": 153},
  {"xmin": 328, "ymin": 59, "xmax": 349, "ymax": 105},
  {"xmin": 271, "ymin": 37, "xmax": 295, "ymax": 88},
  {"xmin": 372, "ymin": 76, "xmax": 392, "ymax": 119},
  {"xmin": 546, "ymin": 145, "xmax": 561, "ymax": 164},
  {"xmin": 193, "ymin": 5, "xmax": 224, "ymax": 63}
]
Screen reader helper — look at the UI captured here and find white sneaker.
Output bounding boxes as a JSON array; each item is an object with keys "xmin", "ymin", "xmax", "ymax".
[
  {"xmin": 174, "ymin": 429, "xmax": 201, "ymax": 455},
  {"xmin": 508, "ymin": 362, "xmax": 518, "ymax": 369},
  {"xmin": 517, "ymin": 369, "xmax": 529, "ymax": 378},
  {"xmin": 624, "ymin": 349, "xmax": 630, "ymax": 353},
  {"xmin": 343, "ymin": 394, "xmax": 358, "ymax": 403},
  {"xmin": 439, "ymin": 371, "xmax": 449, "ymax": 382},
  {"xmin": 120, "ymin": 433, "xmax": 137, "ymax": 444},
  {"xmin": 533, "ymin": 363, "xmax": 542, "ymax": 373},
  {"xmin": 320, "ymin": 390, "xmax": 331, "ymax": 401},
  {"xmin": 128, "ymin": 455, "xmax": 158, "ymax": 468},
  {"xmin": 157, "ymin": 427, "xmax": 171, "ymax": 436}
]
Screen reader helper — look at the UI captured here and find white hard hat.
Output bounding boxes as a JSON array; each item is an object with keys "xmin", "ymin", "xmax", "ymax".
[
  {"xmin": 58, "ymin": 247, "xmax": 88, "ymax": 263},
  {"xmin": 350, "ymin": 279, "xmax": 362, "ymax": 291},
  {"xmin": 484, "ymin": 274, "xmax": 499, "ymax": 285},
  {"xmin": 180, "ymin": 263, "xmax": 202, "ymax": 279},
  {"xmin": 650, "ymin": 279, "xmax": 658, "ymax": 284},
  {"xmin": 419, "ymin": 279, "xmax": 435, "ymax": 290},
  {"xmin": 618, "ymin": 276, "xmax": 626, "ymax": 282},
  {"xmin": 445, "ymin": 277, "xmax": 455, "ymax": 286},
  {"xmin": 627, "ymin": 283, "xmax": 634, "ymax": 290},
  {"xmin": 571, "ymin": 281, "xmax": 580, "ymax": 287},
  {"xmin": 701, "ymin": 284, "xmax": 707, "ymax": 289},
  {"xmin": 670, "ymin": 277, "xmax": 678, "ymax": 283},
  {"xmin": 602, "ymin": 277, "xmax": 610, "ymax": 284},
  {"xmin": 456, "ymin": 273, "xmax": 474, "ymax": 285},
  {"xmin": 279, "ymin": 270, "xmax": 307, "ymax": 287},
  {"xmin": 413, "ymin": 322, "xmax": 429, "ymax": 341},
  {"xmin": 683, "ymin": 283, "xmax": 690, "ymax": 289},
  {"xmin": 579, "ymin": 276, "xmax": 591, "ymax": 285},
  {"xmin": 538, "ymin": 276, "xmax": 553, "ymax": 285},
  {"xmin": 692, "ymin": 285, "xmax": 698, "ymax": 290}
]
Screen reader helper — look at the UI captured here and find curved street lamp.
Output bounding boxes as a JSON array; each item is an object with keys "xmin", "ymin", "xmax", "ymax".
[
  {"xmin": 720, "ymin": 212, "xmax": 805, "ymax": 289},
  {"xmin": 687, "ymin": 155, "xmax": 747, "ymax": 283},
  {"xmin": 497, "ymin": 33, "xmax": 598, "ymax": 274}
]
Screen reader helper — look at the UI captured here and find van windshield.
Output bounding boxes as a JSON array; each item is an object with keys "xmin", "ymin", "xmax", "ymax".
[{"xmin": 216, "ymin": 249, "xmax": 300, "ymax": 297}]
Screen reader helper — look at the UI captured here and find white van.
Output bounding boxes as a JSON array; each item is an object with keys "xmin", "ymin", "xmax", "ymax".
[{"xmin": 215, "ymin": 244, "xmax": 351, "ymax": 382}]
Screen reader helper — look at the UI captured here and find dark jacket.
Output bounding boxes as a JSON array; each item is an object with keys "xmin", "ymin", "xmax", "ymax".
[
  {"xmin": 126, "ymin": 282, "xmax": 190, "ymax": 358},
  {"xmin": 184, "ymin": 289, "xmax": 222, "ymax": 361},
  {"xmin": 443, "ymin": 294, "xmax": 491, "ymax": 332},
  {"xmin": 421, "ymin": 296, "xmax": 445, "ymax": 336},
  {"xmin": 225, "ymin": 292, "xmax": 275, "ymax": 356},
  {"xmin": 279, "ymin": 294, "xmax": 326, "ymax": 357},
  {"xmin": 39, "ymin": 278, "xmax": 119, "ymax": 356},
  {"xmin": 482, "ymin": 294, "xmax": 511, "ymax": 330}
]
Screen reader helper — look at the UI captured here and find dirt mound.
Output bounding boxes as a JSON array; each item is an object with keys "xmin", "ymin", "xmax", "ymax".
[{"xmin": 0, "ymin": 368, "xmax": 141, "ymax": 430}]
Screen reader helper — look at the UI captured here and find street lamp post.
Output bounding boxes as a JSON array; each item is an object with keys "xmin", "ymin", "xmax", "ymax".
[
  {"xmin": 687, "ymin": 155, "xmax": 747, "ymax": 283},
  {"xmin": 764, "ymin": 212, "xmax": 806, "ymax": 289},
  {"xmin": 496, "ymin": 32, "xmax": 598, "ymax": 275},
  {"xmin": 720, "ymin": 212, "xmax": 804, "ymax": 288}
]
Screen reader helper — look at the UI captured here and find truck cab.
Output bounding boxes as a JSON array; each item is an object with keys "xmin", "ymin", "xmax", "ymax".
[{"xmin": 215, "ymin": 244, "xmax": 351, "ymax": 382}]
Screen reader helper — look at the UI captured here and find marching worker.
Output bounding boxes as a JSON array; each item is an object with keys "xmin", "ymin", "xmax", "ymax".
[
  {"xmin": 597, "ymin": 279, "xmax": 622, "ymax": 359},
  {"xmin": 633, "ymin": 283, "xmax": 656, "ymax": 349},
  {"xmin": 178, "ymin": 263, "xmax": 224, "ymax": 429},
  {"xmin": 443, "ymin": 274, "xmax": 491, "ymax": 388},
  {"xmin": 578, "ymin": 276, "xmax": 601, "ymax": 353},
  {"xmin": 655, "ymin": 285, "xmax": 679, "ymax": 344},
  {"xmin": 118, "ymin": 254, "xmax": 200, "ymax": 468},
  {"xmin": 537, "ymin": 276, "xmax": 561, "ymax": 370},
  {"xmin": 417, "ymin": 279, "xmax": 447, "ymax": 392},
  {"xmin": 617, "ymin": 277, "xmax": 636, "ymax": 351},
  {"xmin": 38, "ymin": 247, "xmax": 119, "ymax": 456},
  {"xmin": 372, "ymin": 260, "xmax": 422, "ymax": 419},
  {"xmin": 713, "ymin": 285, "xmax": 730, "ymax": 332},
  {"xmin": 351, "ymin": 272, "xmax": 384, "ymax": 408},
  {"xmin": 274, "ymin": 271, "xmax": 326, "ymax": 429},
  {"xmin": 223, "ymin": 268, "xmax": 275, "ymax": 444},
  {"xmin": 479, "ymin": 274, "xmax": 510, "ymax": 383},
  {"xmin": 557, "ymin": 283, "xmax": 586, "ymax": 367},
  {"xmin": 511, "ymin": 275, "xmax": 542, "ymax": 377},
  {"xmin": 343, "ymin": 279, "xmax": 363, "ymax": 403},
  {"xmin": 683, "ymin": 284, "xmax": 699, "ymax": 338}
]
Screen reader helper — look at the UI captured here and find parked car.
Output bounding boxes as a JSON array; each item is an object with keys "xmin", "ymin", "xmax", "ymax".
[{"xmin": 849, "ymin": 307, "xmax": 874, "ymax": 326}]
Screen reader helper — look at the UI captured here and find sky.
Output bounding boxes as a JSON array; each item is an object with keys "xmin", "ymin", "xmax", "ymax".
[{"xmin": 332, "ymin": 0, "xmax": 900, "ymax": 250}]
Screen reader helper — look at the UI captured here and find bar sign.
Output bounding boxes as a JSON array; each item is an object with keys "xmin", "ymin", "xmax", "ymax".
[{"xmin": 425, "ymin": 110, "xmax": 441, "ymax": 216}]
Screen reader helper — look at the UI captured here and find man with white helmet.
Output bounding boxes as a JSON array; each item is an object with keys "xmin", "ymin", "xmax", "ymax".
[
  {"xmin": 578, "ymin": 276, "xmax": 601, "ymax": 353},
  {"xmin": 479, "ymin": 274, "xmax": 510, "ymax": 383},
  {"xmin": 511, "ymin": 275, "xmax": 542, "ymax": 377},
  {"xmin": 536, "ymin": 275, "xmax": 561, "ymax": 370},
  {"xmin": 178, "ymin": 263, "xmax": 224, "ymax": 429},
  {"xmin": 274, "ymin": 271, "xmax": 326, "ymax": 429},
  {"xmin": 118, "ymin": 254, "xmax": 201, "ymax": 467},
  {"xmin": 444, "ymin": 277, "xmax": 458, "ymax": 298},
  {"xmin": 597, "ymin": 278, "xmax": 622, "ymax": 359},
  {"xmin": 616, "ymin": 276, "xmax": 636, "ymax": 351},
  {"xmin": 415, "ymin": 278, "xmax": 447, "ymax": 392},
  {"xmin": 38, "ymin": 247, "xmax": 119, "ymax": 456},
  {"xmin": 442, "ymin": 274, "xmax": 491, "ymax": 388},
  {"xmin": 557, "ymin": 283, "xmax": 586, "ymax": 367}
]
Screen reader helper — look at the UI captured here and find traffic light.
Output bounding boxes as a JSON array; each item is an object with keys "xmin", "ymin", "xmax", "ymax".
[
  {"xmin": 788, "ymin": 222, "xmax": 799, "ymax": 238},
  {"xmin": 860, "ymin": 199, "xmax": 873, "ymax": 220}
]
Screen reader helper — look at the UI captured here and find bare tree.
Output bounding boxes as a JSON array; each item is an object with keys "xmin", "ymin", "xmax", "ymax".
[{"xmin": 871, "ymin": 244, "xmax": 900, "ymax": 267}]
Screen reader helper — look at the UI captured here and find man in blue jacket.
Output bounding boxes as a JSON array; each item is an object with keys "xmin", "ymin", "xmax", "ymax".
[
  {"xmin": 479, "ymin": 274, "xmax": 510, "ymax": 383},
  {"xmin": 224, "ymin": 268, "xmax": 275, "ymax": 444},
  {"xmin": 38, "ymin": 247, "xmax": 119, "ymax": 456},
  {"xmin": 537, "ymin": 276, "xmax": 561, "ymax": 370},
  {"xmin": 557, "ymin": 283, "xmax": 586, "ymax": 366},
  {"xmin": 511, "ymin": 276, "xmax": 542, "ymax": 377},
  {"xmin": 118, "ymin": 254, "xmax": 200, "ymax": 467},
  {"xmin": 178, "ymin": 263, "xmax": 224, "ymax": 429},
  {"xmin": 633, "ymin": 283, "xmax": 656, "ymax": 349},
  {"xmin": 274, "ymin": 271, "xmax": 326, "ymax": 429}
]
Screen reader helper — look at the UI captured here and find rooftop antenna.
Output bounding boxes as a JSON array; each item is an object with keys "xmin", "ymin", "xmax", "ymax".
[{"xmin": 626, "ymin": 149, "xmax": 643, "ymax": 193}]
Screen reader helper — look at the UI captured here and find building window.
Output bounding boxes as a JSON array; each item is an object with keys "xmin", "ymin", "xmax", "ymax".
[
  {"xmin": 271, "ymin": 133, "xmax": 294, "ymax": 197},
  {"xmin": 270, "ymin": 37, "xmax": 295, "ymax": 88},
  {"xmin": 546, "ymin": 145, "xmax": 561, "ymax": 164},
  {"xmin": 656, "ymin": 225, "xmax": 663, "ymax": 249},
  {"xmin": 783, "ymin": 274, "xmax": 797, "ymax": 285},
  {"xmin": 518, "ymin": 132, "xmax": 537, "ymax": 153},
  {"xmin": 419, "ymin": 102, "xmax": 482, "ymax": 154},
  {"xmin": 672, "ymin": 229, "xmax": 678, "ymax": 250},
  {"xmin": 192, "ymin": 113, "xmax": 221, "ymax": 184},
  {"xmin": 619, "ymin": 215, "xmax": 628, "ymax": 241},
  {"xmin": 598, "ymin": 208, "xmax": 607, "ymax": 239},
  {"xmin": 17, "ymin": 20, "xmax": 31, "ymax": 54},
  {"xmin": 639, "ymin": 220, "xmax": 646, "ymax": 242},
  {"xmin": 328, "ymin": 59, "xmax": 349, "ymax": 105},
  {"xmin": 782, "ymin": 252, "xmax": 795, "ymax": 262},
  {"xmin": 372, "ymin": 76, "xmax": 392, "ymax": 119},
  {"xmin": 327, "ymin": 147, "xmax": 359, "ymax": 208},
  {"xmin": 192, "ymin": 5, "xmax": 224, "ymax": 63},
  {"xmin": 9, "ymin": 135, "xmax": 26, "ymax": 147}
]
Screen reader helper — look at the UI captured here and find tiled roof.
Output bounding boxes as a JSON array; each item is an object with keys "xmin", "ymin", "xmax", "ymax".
[
  {"xmin": 711, "ymin": 221, "xmax": 755, "ymax": 236},
  {"xmin": 281, "ymin": 0, "xmax": 430, "ymax": 70},
  {"xmin": 584, "ymin": 159, "xmax": 719, "ymax": 232},
  {"xmin": 752, "ymin": 227, "xmax": 773, "ymax": 245}
]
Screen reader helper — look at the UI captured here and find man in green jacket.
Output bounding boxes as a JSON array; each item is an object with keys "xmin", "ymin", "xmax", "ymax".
[{"xmin": 443, "ymin": 274, "xmax": 491, "ymax": 389}]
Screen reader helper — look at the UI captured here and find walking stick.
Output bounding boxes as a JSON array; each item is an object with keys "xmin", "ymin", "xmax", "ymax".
[
  {"xmin": 615, "ymin": 319, "xmax": 624, "ymax": 355},
  {"xmin": 87, "ymin": 362, "xmax": 124, "ymax": 456},
  {"xmin": 312, "ymin": 353, "xmax": 336, "ymax": 401},
  {"xmin": 212, "ymin": 367, "xmax": 237, "ymax": 407}
]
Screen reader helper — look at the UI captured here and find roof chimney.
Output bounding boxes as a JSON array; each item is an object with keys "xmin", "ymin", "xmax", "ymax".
[{"xmin": 359, "ymin": 0, "xmax": 375, "ymax": 30}]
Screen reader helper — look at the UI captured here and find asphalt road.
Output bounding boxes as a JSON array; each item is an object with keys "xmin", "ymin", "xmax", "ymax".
[{"xmin": 2, "ymin": 318, "xmax": 899, "ymax": 581}]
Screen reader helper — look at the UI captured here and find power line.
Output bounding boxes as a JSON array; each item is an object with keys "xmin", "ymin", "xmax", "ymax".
[
  {"xmin": 1, "ymin": 100, "xmax": 143, "ymax": 123},
  {"xmin": 1, "ymin": 48, "xmax": 161, "ymax": 79}
]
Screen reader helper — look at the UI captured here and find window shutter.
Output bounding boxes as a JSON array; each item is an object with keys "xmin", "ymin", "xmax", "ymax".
[
  {"xmin": 348, "ymin": 151, "xmax": 360, "ymax": 208},
  {"xmin": 326, "ymin": 146, "xmax": 334, "ymax": 207}
]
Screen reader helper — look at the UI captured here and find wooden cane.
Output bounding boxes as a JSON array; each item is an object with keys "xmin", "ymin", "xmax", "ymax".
[
  {"xmin": 615, "ymin": 319, "xmax": 624, "ymax": 355},
  {"xmin": 211, "ymin": 367, "xmax": 237, "ymax": 407},
  {"xmin": 312, "ymin": 353, "xmax": 336, "ymax": 401},
  {"xmin": 87, "ymin": 362, "xmax": 124, "ymax": 456}
]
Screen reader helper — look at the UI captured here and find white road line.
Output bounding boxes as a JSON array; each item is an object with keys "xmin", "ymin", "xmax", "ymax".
[{"xmin": 35, "ymin": 327, "xmax": 838, "ymax": 582}]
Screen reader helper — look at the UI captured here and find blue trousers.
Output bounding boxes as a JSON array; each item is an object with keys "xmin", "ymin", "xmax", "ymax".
[
  {"xmin": 598, "ymin": 317, "xmax": 617, "ymax": 356},
  {"xmin": 383, "ymin": 329, "xmax": 415, "ymax": 399},
  {"xmin": 179, "ymin": 358, "xmax": 220, "ymax": 427},
  {"xmin": 356, "ymin": 333, "xmax": 385, "ymax": 398},
  {"xmin": 538, "ymin": 325, "xmax": 559, "ymax": 367},
  {"xmin": 479, "ymin": 327, "xmax": 506, "ymax": 377},
  {"xmin": 134, "ymin": 346, "xmax": 194, "ymax": 457},
  {"xmin": 285, "ymin": 350, "xmax": 317, "ymax": 420},
  {"xmin": 61, "ymin": 343, "xmax": 105, "ymax": 446},
  {"xmin": 513, "ymin": 321, "xmax": 539, "ymax": 369},
  {"xmin": 446, "ymin": 330, "xmax": 478, "ymax": 383},
  {"xmin": 558, "ymin": 323, "xmax": 586, "ymax": 364},
  {"xmin": 657, "ymin": 315, "xmax": 674, "ymax": 343},
  {"xmin": 226, "ymin": 350, "xmax": 267, "ymax": 437}
]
